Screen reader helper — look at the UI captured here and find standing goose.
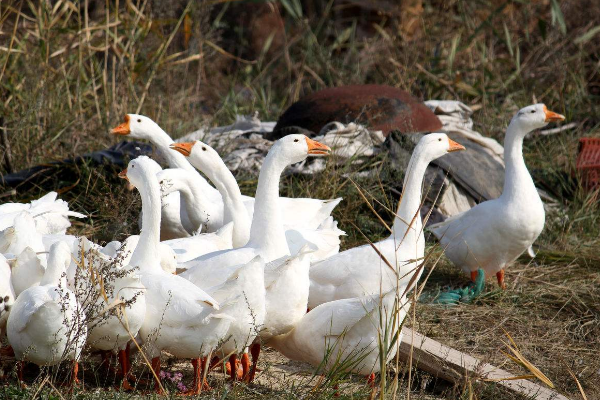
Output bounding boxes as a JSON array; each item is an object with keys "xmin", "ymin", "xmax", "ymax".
[
  {"xmin": 308, "ymin": 133, "xmax": 465, "ymax": 309},
  {"xmin": 177, "ymin": 135, "xmax": 330, "ymax": 382},
  {"xmin": 7, "ymin": 241, "xmax": 87, "ymax": 386},
  {"xmin": 113, "ymin": 114, "xmax": 341, "ymax": 232},
  {"xmin": 169, "ymin": 140, "xmax": 344, "ymax": 259},
  {"xmin": 179, "ymin": 134, "xmax": 331, "ymax": 281},
  {"xmin": 429, "ymin": 104, "xmax": 564, "ymax": 288},
  {"xmin": 122, "ymin": 156, "xmax": 234, "ymax": 395}
]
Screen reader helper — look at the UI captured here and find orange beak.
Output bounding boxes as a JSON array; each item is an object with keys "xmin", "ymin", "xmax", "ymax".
[
  {"xmin": 111, "ymin": 115, "xmax": 131, "ymax": 135},
  {"xmin": 305, "ymin": 137, "xmax": 331, "ymax": 155},
  {"xmin": 169, "ymin": 142, "xmax": 194, "ymax": 157},
  {"xmin": 448, "ymin": 138, "xmax": 466, "ymax": 152},
  {"xmin": 118, "ymin": 169, "xmax": 129, "ymax": 181},
  {"xmin": 543, "ymin": 105, "xmax": 565, "ymax": 122}
]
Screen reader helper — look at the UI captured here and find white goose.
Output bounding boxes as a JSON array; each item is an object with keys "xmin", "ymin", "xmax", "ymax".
[
  {"xmin": 179, "ymin": 135, "xmax": 331, "ymax": 281},
  {"xmin": 112, "ymin": 114, "xmax": 341, "ymax": 232},
  {"xmin": 0, "ymin": 212, "xmax": 49, "ymax": 298},
  {"xmin": 0, "ymin": 191, "xmax": 85, "ymax": 234},
  {"xmin": 0, "ymin": 211, "xmax": 45, "ymax": 256},
  {"xmin": 75, "ymin": 236, "xmax": 146, "ymax": 390},
  {"xmin": 209, "ymin": 255, "xmax": 266, "ymax": 381},
  {"xmin": 429, "ymin": 104, "xmax": 564, "ymax": 288},
  {"xmin": 308, "ymin": 133, "xmax": 465, "ymax": 309},
  {"xmin": 99, "ymin": 235, "xmax": 178, "ymax": 274},
  {"xmin": 123, "ymin": 156, "xmax": 234, "ymax": 395},
  {"xmin": 9, "ymin": 248, "xmax": 46, "ymax": 298},
  {"xmin": 112, "ymin": 115, "xmax": 223, "ymax": 240},
  {"xmin": 7, "ymin": 241, "xmax": 87, "ymax": 386},
  {"xmin": 260, "ymin": 245, "xmax": 314, "ymax": 342},
  {"xmin": 178, "ymin": 135, "xmax": 330, "ymax": 382},
  {"xmin": 158, "ymin": 151, "xmax": 251, "ymax": 248},
  {"xmin": 268, "ymin": 289, "xmax": 406, "ymax": 381},
  {"xmin": 155, "ymin": 168, "xmax": 224, "ymax": 234},
  {"xmin": 169, "ymin": 140, "xmax": 344, "ymax": 260}
]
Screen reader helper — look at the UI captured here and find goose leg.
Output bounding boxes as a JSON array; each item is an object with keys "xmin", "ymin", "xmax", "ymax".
[
  {"xmin": 247, "ymin": 342, "xmax": 261, "ymax": 383},
  {"xmin": 99, "ymin": 350, "xmax": 117, "ymax": 376},
  {"xmin": 71, "ymin": 361, "xmax": 80, "ymax": 387},
  {"xmin": 200, "ymin": 357, "xmax": 211, "ymax": 390},
  {"xmin": 118, "ymin": 349, "xmax": 133, "ymax": 390},
  {"xmin": 470, "ymin": 271, "xmax": 478, "ymax": 282},
  {"xmin": 496, "ymin": 270, "xmax": 506, "ymax": 290},
  {"xmin": 240, "ymin": 353, "xmax": 250, "ymax": 381},
  {"xmin": 181, "ymin": 358, "xmax": 207, "ymax": 395},
  {"xmin": 229, "ymin": 354, "xmax": 238, "ymax": 381},
  {"xmin": 150, "ymin": 357, "xmax": 164, "ymax": 394},
  {"xmin": 17, "ymin": 361, "xmax": 26, "ymax": 388},
  {"xmin": 367, "ymin": 373, "xmax": 376, "ymax": 387}
]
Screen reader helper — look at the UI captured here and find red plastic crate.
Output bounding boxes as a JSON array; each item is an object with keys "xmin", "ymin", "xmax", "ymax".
[{"xmin": 576, "ymin": 138, "xmax": 600, "ymax": 190}]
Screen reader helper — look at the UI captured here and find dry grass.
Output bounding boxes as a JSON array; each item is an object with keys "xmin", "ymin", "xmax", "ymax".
[
  {"xmin": 1, "ymin": 0, "xmax": 600, "ymax": 399},
  {"xmin": 414, "ymin": 247, "xmax": 600, "ymax": 398}
]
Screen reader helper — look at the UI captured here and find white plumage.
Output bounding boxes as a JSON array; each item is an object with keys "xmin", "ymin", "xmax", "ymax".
[{"xmin": 429, "ymin": 104, "xmax": 563, "ymax": 288}]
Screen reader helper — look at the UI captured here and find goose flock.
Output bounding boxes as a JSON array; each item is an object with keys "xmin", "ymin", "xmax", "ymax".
[{"xmin": 0, "ymin": 103, "xmax": 564, "ymax": 393}]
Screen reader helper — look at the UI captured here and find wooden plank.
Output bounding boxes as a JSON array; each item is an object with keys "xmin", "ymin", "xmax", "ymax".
[{"xmin": 399, "ymin": 327, "xmax": 570, "ymax": 400}]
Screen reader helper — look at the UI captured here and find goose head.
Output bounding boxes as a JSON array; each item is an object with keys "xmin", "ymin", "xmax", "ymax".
[
  {"xmin": 169, "ymin": 140, "xmax": 222, "ymax": 175},
  {"xmin": 121, "ymin": 156, "xmax": 156, "ymax": 190},
  {"xmin": 118, "ymin": 155, "xmax": 161, "ymax": 190},
  {"xmin": 156, "ymin": 168, "xmax": 189, "ymax": 197},
  {"xmin": 415, "ymin": 133, "xmax": 466, "ymax": 162},
  {"xmin": 111, "ymin": 114, "xmax": 160, "ymax": 140},
  {"xmin": 511, "ymin": 104, "xmax": 565, "ymax": 132},
  {"xmin": 271, "ymin": 134, "xmax": 332, "ymax": 165}
]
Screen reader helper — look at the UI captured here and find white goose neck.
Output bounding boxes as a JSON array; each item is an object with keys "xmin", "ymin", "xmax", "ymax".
[
  {"xmin": 146, "ymin": 124, "xmax": 196, "ymax": 173},
  {"xmin": 246, "ymin": 150, "xmax": 290, "ymax": 260},
  {"xmin": 204, "ymin": 159, "xmax": 250, "ymax": 247},
  {"xmin": 173, "ymin": 172, "xmax": 208, "ymax": 229},
  {"xmin": 130, "ymin": 169, "xmax": 163, "ymax": 273},
  {"xmin": 145, "ymin": 124, "xmax": 221, "ymax": 199},
  {"xmin": 392, "ymin": 145, "xmax": 428, "ymax": 242},
  {"xmin": 500, "ymin": 122, "xmax": 538, "ymax": 202}
]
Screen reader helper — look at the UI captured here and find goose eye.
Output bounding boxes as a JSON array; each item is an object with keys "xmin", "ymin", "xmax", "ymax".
[
  {"xmin": 202, "ymin": 147, "xmax": 207, "ymax": 151},
  {"xmin": 131, "ymin": 165, "xmax": 134, "ymax": 168},
  {"xmin": 0, "ymin": 297, "xmax": 3, "ymax": 304},
  {"xmin": 294, "ymin": 139, "xmax": 299, "ymax": 142},
  {"xmin": 137, "ymin": 119, "xmax": 141, "ymax": 122},
  {"xmin": 530, "ymin": 110, "xmax": 535, "ymax": 113},
  {"xmin": 3, "ymin": 296, "xmax": 7, "ymax": 302},
  {"xmin": 438, "ymin": 138, "xmax": 442, "ymax": 141}
]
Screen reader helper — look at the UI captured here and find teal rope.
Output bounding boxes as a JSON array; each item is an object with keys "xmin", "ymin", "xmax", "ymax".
[{"xmin": 419, "ymin": 268, "xmax": 485, "ymax": 305}]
